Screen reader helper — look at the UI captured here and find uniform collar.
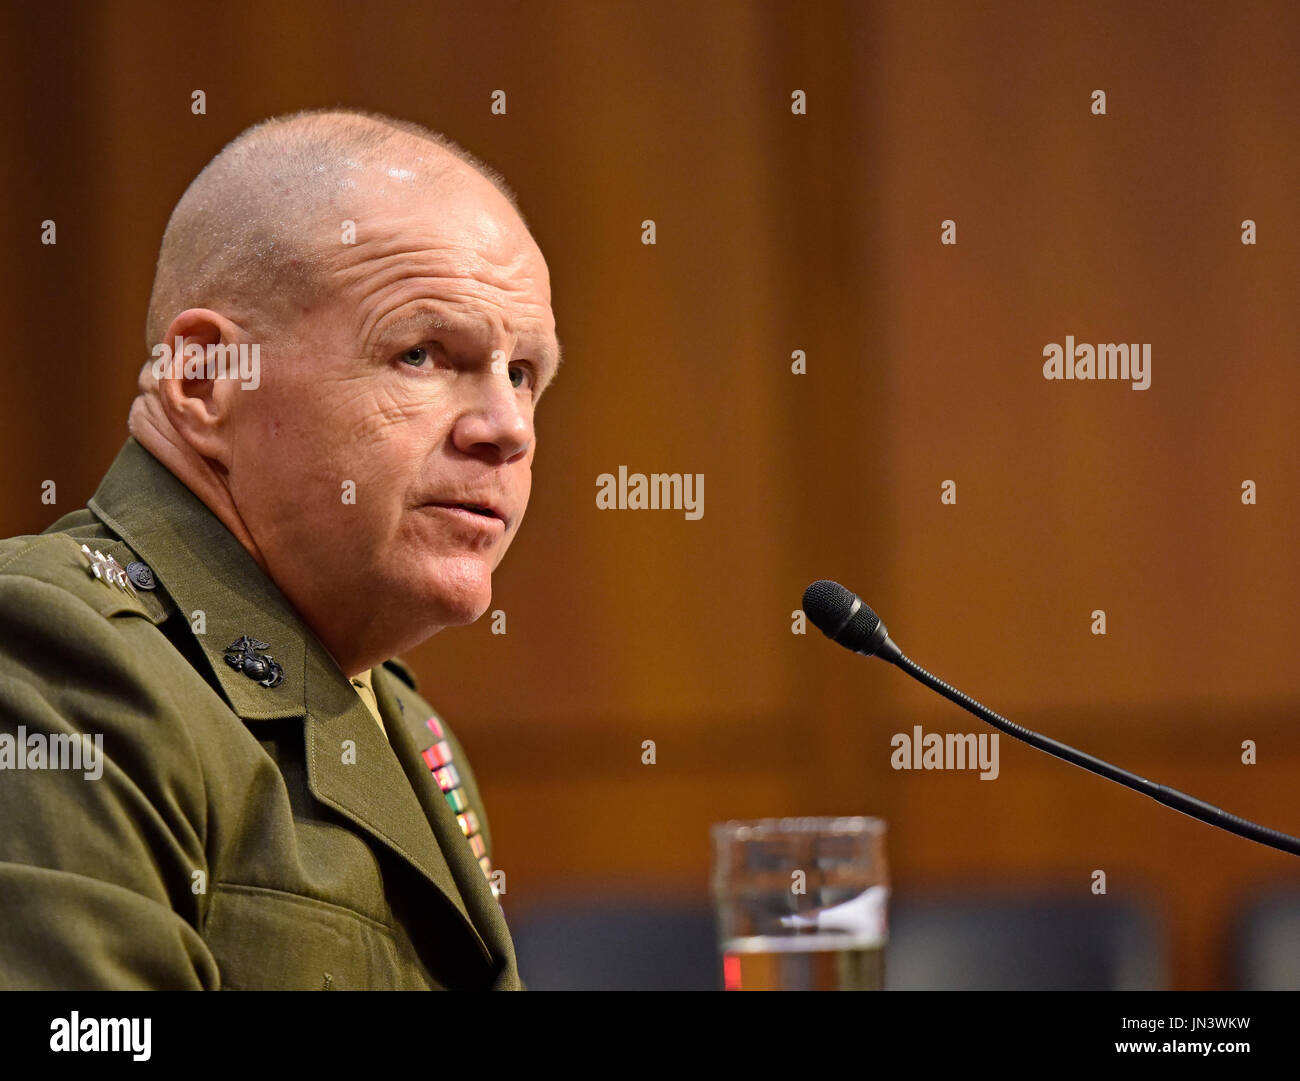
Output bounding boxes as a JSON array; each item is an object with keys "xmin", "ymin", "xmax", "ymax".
[{"xmin": 87, "ymin": 436, "xmax": 327, "ymax": 721}]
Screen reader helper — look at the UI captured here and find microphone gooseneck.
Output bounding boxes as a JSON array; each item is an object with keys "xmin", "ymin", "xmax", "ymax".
[{"xmin": 803, "ymin": 579, "xmax": 1300, "ymax": 859}]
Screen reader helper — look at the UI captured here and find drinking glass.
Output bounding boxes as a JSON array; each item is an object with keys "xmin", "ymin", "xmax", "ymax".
[{"xmin": 710, "ymin": 816, "xmax": 889, "ymax": 990}]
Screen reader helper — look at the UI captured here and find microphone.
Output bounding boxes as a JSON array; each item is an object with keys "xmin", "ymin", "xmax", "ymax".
[{"xmin": 803, "ymin": 579, "xmax": 1300, "ymax": 859}]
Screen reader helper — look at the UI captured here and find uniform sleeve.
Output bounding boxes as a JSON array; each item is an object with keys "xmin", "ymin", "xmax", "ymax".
[{"xmin": 0, "ymin": 575, "xmax": 219, "ymax": 990}]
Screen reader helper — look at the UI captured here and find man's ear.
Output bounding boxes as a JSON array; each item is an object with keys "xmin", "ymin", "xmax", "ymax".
[{"xmin": 155, "ymin": 308, "xmax": 247, "ymax": 467}]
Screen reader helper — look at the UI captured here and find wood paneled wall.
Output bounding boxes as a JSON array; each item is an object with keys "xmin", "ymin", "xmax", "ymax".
[{"xmin": 1, "ymin": 0, "xmax": 1296, "ymax": 989}]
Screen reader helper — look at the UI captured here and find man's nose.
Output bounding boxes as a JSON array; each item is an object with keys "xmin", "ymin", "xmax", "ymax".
[{"xmin": 451, "ymin": 369, "xmax": 533, "ymax": 463}]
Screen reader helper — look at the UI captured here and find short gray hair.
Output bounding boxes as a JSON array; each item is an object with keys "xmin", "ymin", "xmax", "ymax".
[{"xmin": 144, "ymin": 108, "xmax": 525, "ymax": 350}]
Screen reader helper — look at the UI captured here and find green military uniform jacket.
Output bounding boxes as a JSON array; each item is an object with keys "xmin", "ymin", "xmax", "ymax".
[{"xmin": 0, "ymin": 437, "xmax": 524, "ymax": 990}]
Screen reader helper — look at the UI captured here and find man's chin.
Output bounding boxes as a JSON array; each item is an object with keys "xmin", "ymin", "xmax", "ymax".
[
  {"xmin": 434, "ymin": 595, "xmax": 491, "ymax": 627},
  {"xmin": 418, "ymin": 561, "xmax": 493, "ymax": 627}
]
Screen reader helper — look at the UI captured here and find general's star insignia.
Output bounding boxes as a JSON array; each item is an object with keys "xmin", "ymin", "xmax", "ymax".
[{"xmin": 80, "ymin": 544, "xmax": 137, "ymax": 595}]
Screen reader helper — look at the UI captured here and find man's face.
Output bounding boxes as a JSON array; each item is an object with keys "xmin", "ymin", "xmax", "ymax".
[{"xmin": 223, "ymin": 163, "xmax": 559, "ymax": 669}]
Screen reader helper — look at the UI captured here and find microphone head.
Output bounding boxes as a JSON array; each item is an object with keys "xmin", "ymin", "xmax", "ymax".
[{"xmin": 802, "ymin": 579, "xmax": 892, "ymax": 658}]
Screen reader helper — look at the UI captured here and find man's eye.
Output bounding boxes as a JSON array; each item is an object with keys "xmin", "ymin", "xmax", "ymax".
[
  {"xmin": 509, "ymin": 363, "xmax": 537, "ymax": 390},
  {"xmin": 401, "ymin": 346, "xmax": 428, "ymax": 367}
]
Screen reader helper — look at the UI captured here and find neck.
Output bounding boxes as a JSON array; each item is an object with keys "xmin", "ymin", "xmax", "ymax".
[{"xmin": 127, "ymin": 395, "xmax": 271, "ymax": 577}]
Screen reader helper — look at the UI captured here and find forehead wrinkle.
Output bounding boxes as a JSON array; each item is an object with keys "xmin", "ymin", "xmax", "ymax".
[
  {"xmin": 327, "ymin": 229, "xmax": 555, "ymax": 365},
  {"xmin": 326, "ymin": 210, "xmax": 532, "ymax": 269},
  {"xmin": 324, "ymin": 201, "xmax": 547, "ymax": 292},
  {"xmin": 338, "ymin": 241, "xmax": 537, "ymax": 315}
]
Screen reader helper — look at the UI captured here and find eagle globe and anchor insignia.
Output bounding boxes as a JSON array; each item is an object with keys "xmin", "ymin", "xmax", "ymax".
[{"xmin": 223, "ymin": 635, "xmax": 286, "ymax": 688}]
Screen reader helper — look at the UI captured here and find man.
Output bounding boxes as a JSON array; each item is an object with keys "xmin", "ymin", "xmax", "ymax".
[{"xmin": 0, "ymin": 108, "xmax": 561, "ymax": 989}]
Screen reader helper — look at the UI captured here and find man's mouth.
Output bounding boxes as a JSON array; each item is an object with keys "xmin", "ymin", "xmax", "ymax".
[
  {"xmin": 425, "ymin": 501, "xmax": 508, "ymax": 528},
  {"xmin": 452, "ymin": 502, "xmax": 497, "ymax": 518}
]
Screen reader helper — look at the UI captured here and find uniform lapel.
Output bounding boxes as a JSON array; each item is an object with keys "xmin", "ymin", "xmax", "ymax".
[
  {"xmin": 86, "ymin": 437, "xmax": 492, "ymax": 967},
  {"xmin": 299, "ymin": 658, "xmax": 492, "ymax": 965}
]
